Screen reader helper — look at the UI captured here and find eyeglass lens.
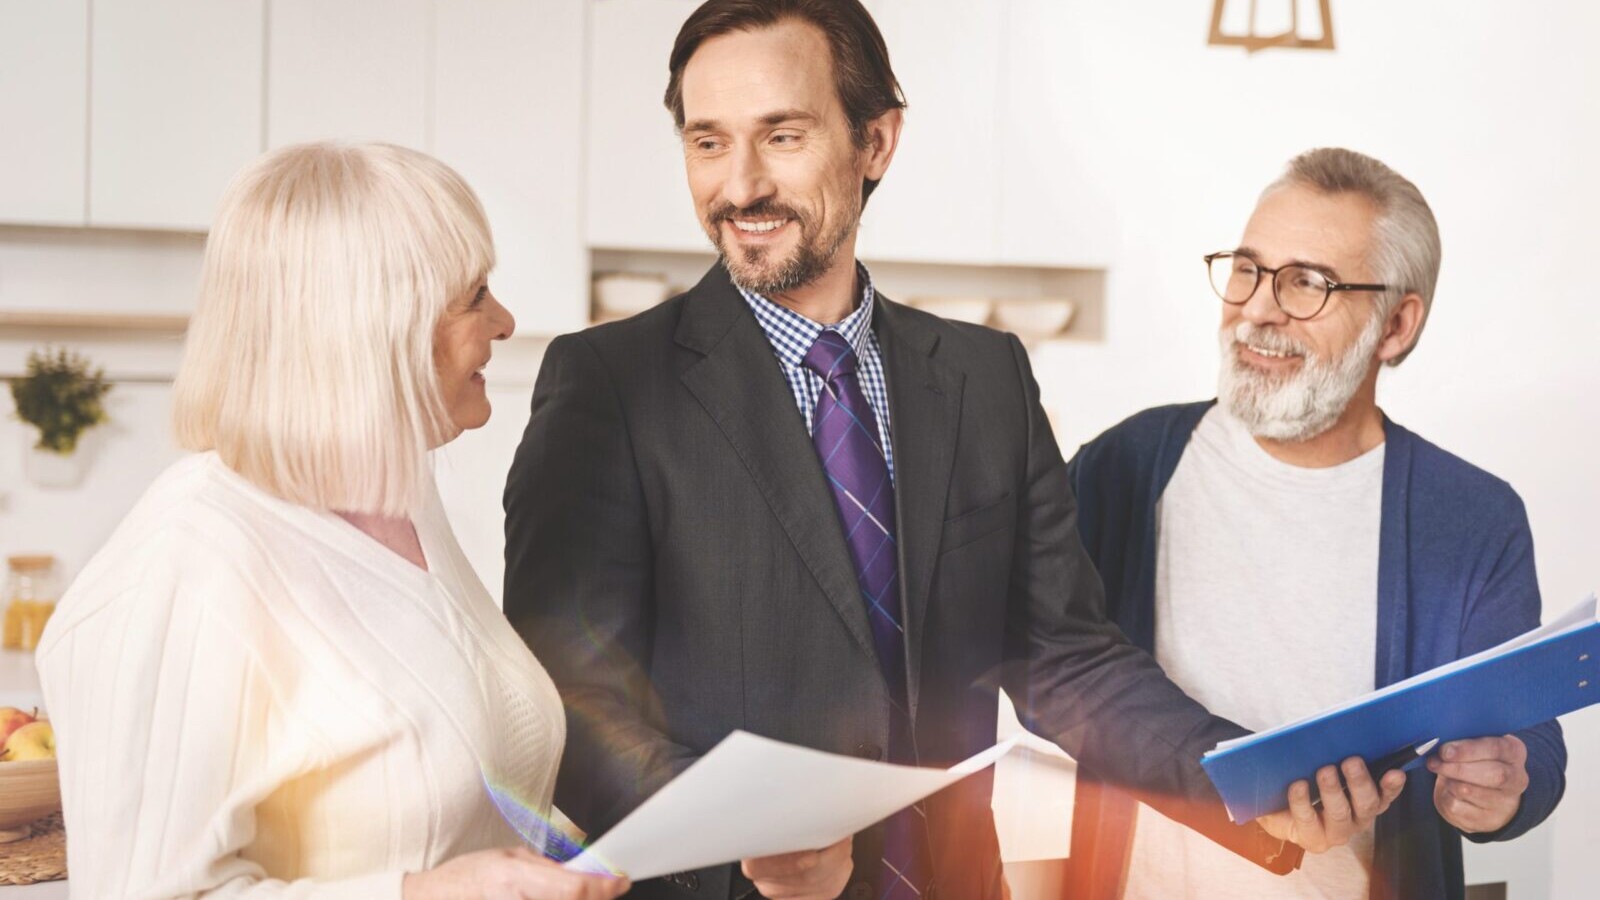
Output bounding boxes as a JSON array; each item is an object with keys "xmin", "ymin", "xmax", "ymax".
[{"xmin": 1208, "ymin": 254, "xmax": 1329, "ymax": 318}]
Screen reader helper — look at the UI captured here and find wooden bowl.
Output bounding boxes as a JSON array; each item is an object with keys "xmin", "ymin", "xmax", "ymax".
[{"xmin": 0, "ymin": 758, "xmax": 60, "ymax": 843}]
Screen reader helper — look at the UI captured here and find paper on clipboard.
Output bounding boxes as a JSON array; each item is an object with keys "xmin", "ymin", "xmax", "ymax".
[{"xmin": 563, "ymin": 730, "xmax": 1022, "ymax": 880}]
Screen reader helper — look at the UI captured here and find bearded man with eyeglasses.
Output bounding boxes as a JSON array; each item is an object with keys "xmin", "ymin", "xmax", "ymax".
[{"xmin": 1063, "ymin": 147, "xmax": 1567, "ymax": 900}]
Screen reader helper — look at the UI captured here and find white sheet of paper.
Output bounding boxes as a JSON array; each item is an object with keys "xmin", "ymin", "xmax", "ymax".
[{"xmin": 563, "ymin": 730, "xmax": 1022, "ymax": 880}]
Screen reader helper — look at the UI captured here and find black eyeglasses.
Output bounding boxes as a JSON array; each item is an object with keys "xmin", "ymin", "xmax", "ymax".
[{"xmin": 1204, "ymin": 251, "xmax": 1388, "ymax": 320}]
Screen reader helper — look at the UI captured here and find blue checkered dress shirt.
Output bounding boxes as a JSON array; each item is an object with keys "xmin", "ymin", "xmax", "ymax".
[{"xmin": 737, "ymin": 267, "xmax": 894, "ymax": 483}]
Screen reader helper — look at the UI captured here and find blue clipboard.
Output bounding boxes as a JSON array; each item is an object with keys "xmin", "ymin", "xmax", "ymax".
[{"xmin": 1202, "ymin": 594, "xmax": 1599, "ymax": 824}]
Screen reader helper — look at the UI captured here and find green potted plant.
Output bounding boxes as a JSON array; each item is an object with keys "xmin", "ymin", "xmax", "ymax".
[{"xmin": 8, "ymin": 347, "xmax": 113, "ymax": 488}]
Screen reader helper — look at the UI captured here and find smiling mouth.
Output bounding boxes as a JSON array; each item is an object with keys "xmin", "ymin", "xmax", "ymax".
[
  {"xmin": 1238, "ymin": 343, "xmax": 1304, "ymax": 363},
  {"xmin": 729, "ymin": 218, "xmax": 790, "ymax": 235}
]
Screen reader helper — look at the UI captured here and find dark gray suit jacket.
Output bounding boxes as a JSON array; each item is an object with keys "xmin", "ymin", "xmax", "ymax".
[{"xmin": 504, "ymin": 264, "xmax": 1299, "ymax": 899}]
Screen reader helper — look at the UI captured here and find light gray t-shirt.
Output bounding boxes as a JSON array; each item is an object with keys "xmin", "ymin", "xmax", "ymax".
[{"xmin": 1122, "ymin": 406, "xmax": 1383, "ymax": 900}]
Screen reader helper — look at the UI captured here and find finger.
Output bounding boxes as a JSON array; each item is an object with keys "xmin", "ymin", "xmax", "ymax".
[
  {"xmin": 1437, "ymin": 776, "xmax": 1499, "ymax": 811},
  {"xmin": 1339, "ymin": 757, "xmax": 1381, "ymax": 822},
  {"xmin": 1378, "ymin": 769, "xmax": 1407, "ymax": 808},
  {"xmin": 514, "ymin": 864, "xmax": 630, "ymax": 900},
  {"xmin": 1440, "ymin": 735, "xmax": 1514, "ymax": 764},
  {"xmin": 742, "ymin": 848, "xmax": 819, "ymax": 881},
  {"xmin": 1286, "ymin": 778, "xmax": 1326, "ymax": 846},
  {"xmin": 1427, "ymin": 758, "xmax": 1520, "ymax": 790},
  {"xmin": 1315, "ymin": 765, "xmax": 1354, "ymax": 835},
  {"xmin": 753, "ymin": 838, "xmax": 852, "ymax": 898},
  {"xmin": 1435, "ymin": 777, "xmax": 1498, "ymax": 829}
]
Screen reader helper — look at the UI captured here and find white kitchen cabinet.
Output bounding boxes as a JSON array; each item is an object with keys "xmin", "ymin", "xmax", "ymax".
[
  {"xmin": 584, "ymin": 0, "xmax": 707, "ymax": 253},
  {"xmin": 267, "ymin": 0, "xmax": 429, "ymax": 150},
  {"xmin": 995, "ymin": 0, "xmax": 1116, "ymax": 268},
  {"xmin": 856, "ymin": 0, "xmax": 1003, "ymax": 265},
  {"xmin": 0, "ymin": 0, "xmax": 88, "ymax": 226},
  {"xmin": 89, "ymin": 0, "xmax": 264, "ymax": 231},
  {"xmin": 434, "ymin": 0, "xmax": 588, "ymax": 335}
]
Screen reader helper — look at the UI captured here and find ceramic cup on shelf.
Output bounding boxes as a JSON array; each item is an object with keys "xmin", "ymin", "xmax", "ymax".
[{"xmin": 990, "ymin": 298, "xmax": 1077, "ymax": 338}]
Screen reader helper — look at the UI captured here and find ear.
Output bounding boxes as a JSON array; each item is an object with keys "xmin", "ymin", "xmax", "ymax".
[
  {"xmin": 859, "ymin": 107, "xmax": 903, "ymax": 182},
  {"xmin": 1375, "ymin": 292, "xmax": 1425, "ymax": 364}
]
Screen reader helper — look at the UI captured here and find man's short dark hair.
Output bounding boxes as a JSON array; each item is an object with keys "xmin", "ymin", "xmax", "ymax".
[{"xmin": 665, "ymin": 0, "xmax": 907, "ymax": 205}]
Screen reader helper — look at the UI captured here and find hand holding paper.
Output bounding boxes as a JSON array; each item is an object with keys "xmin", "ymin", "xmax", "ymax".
[
  {"xmin": 1204, "ymin": 594, "xmax": 1598, "ymax": 824},
  {"xmin": 563, "ymin": 730, "xmax": 1022, "ymax": 880},
  {"xmin": 1255, "ymin": 757, "xmax": 1405, "ymax": 854},
  {"xmin": 741, "ymin": 836, "xmax": 854, "ymax": 900},
  {"xmin": 1427, "ymin": 734, "xmax": 1531, "ymax": 834}
]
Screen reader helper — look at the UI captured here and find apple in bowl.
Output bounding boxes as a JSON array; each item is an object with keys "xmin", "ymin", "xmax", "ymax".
[
  {"xmin": 0, "ymin": 708, "xmax": 59, "ymax": 843},
  {"xmin": 0, "ymin": 706, "xmax": 34, "ymax": 746},
  {"xmin": 1, "ymin": 720, "xmax": 53, "ymax": 762}
]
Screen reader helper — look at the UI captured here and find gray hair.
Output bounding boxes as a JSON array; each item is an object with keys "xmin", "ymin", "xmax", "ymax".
[{"xmin": 1262, "ymin": 148, "xmax": 1440, "ymax": 365}]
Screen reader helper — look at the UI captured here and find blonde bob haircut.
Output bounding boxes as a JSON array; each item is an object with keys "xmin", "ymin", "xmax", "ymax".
[{"xmin": 173, "ymin": 142, "xmax": 494, "ymax": 517}]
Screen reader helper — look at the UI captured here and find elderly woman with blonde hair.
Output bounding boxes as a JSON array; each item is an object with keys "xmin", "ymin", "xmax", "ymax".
[{"xmin": 36, "ymin": 143, "xmax": 628, "ymax": 900}]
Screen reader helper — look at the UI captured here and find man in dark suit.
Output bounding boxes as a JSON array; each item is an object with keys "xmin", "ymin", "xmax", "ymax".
[{"xmin": 505, "ymin": 2, "xmax": 1393, "ymax": 897}]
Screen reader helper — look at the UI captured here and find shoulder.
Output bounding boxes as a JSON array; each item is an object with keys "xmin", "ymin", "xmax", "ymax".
[
  {"xmin": 43, "ymin": 455, "xmax": 295, "ymax": 647},
  {"xmin": 1390, "ymin": 422, "xmax": 1526, "ymax": 522},
  {"xmin": 1071, "ymin": 402, "xmax": 1215, "ymax": 476}
]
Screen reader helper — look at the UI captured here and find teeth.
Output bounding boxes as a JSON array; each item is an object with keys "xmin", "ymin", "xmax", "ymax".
[
  {"xmin": 1245, "ymin": 344, "xmax": 1296, "ymax": 359},
  {"xmin": 733, "ymin": 219, "xmax": 786, "ymax": 234}
]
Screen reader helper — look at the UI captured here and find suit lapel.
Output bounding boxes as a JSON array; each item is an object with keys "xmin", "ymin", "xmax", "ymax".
[
  {"xmin": 676, "ymin": 266, "xmax": 879, "ymax": 667},
  {"xmin": 876, "ymin": 296, "xmax": 964, "ymax": 716}
]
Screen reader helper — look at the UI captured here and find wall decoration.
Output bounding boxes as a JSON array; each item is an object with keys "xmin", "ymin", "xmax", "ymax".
[{"xmin": 1209, "ymin": 0, "xmax": 1335, "ymax": 53}]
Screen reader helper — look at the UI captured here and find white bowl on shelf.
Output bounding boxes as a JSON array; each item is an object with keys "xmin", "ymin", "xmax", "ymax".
[
  {"xmin": 593, "ymin": 272, "xmax": 672, "ymax": 318},
  {"xmin": 908, "ymin": 296, "xmax": 994, "ymax": 325},
  {"xmin": 991, "ymin": 298, "xmax": 1077, "ymax": 337}
]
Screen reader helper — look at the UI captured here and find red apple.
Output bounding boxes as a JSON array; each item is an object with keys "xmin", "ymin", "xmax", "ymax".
[{"xmin": 0, "ymin": 706, "xmax": 34, "ymax": 748}]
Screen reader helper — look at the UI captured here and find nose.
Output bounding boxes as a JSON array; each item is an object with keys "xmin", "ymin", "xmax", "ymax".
[
  {"xmin": 1239, "ymin": 270, "xmax": 1289, "ymax": 326},
  {"xmin": 490, "ymin": 295, "xmax": 515, "ymax": 340},
  {"xmin": 722, "ymin": 141, "xmax": 775, "ymax": 211}
]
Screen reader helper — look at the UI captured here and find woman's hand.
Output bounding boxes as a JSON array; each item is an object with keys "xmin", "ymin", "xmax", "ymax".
[{"xmin": 403, "ymin": 847, "xmax": 629, "ymax": 900}]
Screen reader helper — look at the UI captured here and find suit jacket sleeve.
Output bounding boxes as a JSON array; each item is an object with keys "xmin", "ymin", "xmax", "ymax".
[
  {"xmin": 997, "ymin": 335, "xmax": 1302, "ymax": 873},
  {"xmin": 503, "ymin": 333, "xmax": 697, "ymax": 834},
  {"xmin": 1458, "ymin": 494, "xmax": 1567, "ymax": 843}
]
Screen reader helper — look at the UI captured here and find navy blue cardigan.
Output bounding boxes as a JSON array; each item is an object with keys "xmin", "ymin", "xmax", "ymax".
[{"xmin": 1062, "ymin": 401, "xmax": 1566, "ymax": 900}]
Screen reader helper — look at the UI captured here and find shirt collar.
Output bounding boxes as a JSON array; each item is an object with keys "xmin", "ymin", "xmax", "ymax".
[{"xmin": 738, "ymin": 264, "xmax": 877, "ymax": 370}]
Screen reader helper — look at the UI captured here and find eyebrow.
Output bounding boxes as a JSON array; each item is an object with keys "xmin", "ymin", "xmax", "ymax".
[
  {"xmin": 682, "ymin": 109, "xmax": 819, "ymax": 134},
  {"xmin": 1235, "ymin": 245, "xmax": 1342, "ymax": 281}
]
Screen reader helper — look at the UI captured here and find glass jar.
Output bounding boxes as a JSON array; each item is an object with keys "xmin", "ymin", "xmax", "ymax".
[{"xmin": 3, "ymin": 555, "xmax": 60, "ymax": 651}]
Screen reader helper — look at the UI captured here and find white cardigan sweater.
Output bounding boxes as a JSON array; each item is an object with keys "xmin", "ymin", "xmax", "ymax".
[{"xmin": 36, "ymin": 452, "xmax": 566, "ymax": 898}]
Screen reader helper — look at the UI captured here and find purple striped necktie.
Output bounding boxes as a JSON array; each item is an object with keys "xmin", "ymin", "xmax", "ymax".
[{"xmin": 802, "ymin": 329, "xmax": 931, "ymax": 899}]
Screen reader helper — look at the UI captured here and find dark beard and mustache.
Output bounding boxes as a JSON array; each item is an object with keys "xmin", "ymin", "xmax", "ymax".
[{"xmin": 705, "ymin": 198, "xmax": 855, "ymax": 296}]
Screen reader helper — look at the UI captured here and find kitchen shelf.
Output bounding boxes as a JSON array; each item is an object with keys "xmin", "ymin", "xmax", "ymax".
[
  {"xmin": 0, "ymin": 310, "xmax": 189, "ymax": 333},
  {"xmin": 588, "ymin": 247, "xmax": 1107, "ymax": 342}
]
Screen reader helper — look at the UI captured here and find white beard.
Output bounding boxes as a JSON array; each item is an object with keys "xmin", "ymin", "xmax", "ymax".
[{"xmin": 1217, "ymin": 313, "xmax": 1383, "ymax": 442}]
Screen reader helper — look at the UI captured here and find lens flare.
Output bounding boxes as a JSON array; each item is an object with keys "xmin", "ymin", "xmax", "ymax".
[{"xmin": 481, "ymin": 771, "xmax": 590, "ymax": 864}]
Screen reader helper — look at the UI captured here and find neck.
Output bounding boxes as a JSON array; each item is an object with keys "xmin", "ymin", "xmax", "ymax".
[
  {"xmin": 1253, "ymin": 372, "xmax": 1386, "ymax": 468},
  {"xmin": 336, "ymin": 510, "xmax": 428, "ymax": 571},
  {"xmin": 766, "ymin": 235, "xmax": 861, "ymax": 325}
]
